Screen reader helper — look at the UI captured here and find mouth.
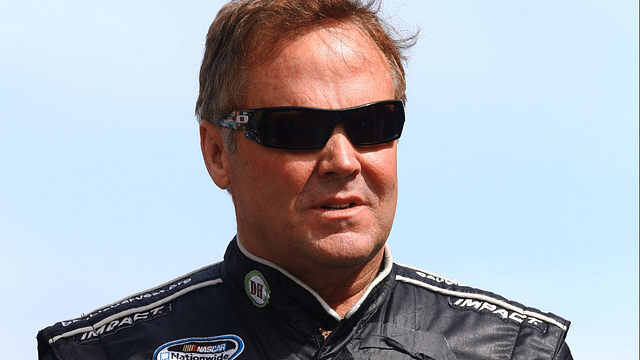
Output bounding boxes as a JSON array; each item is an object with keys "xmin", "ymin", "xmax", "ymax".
[{"xmin": 321, "ymin": 202, "xmax": 357, "ymax": 210}]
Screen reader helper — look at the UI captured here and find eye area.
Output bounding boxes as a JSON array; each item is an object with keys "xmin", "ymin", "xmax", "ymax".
[{"xmin": 218, "ymin": 100, "xmax": 404, "ymax": 149}]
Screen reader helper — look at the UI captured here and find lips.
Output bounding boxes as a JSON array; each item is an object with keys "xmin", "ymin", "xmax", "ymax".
[
  {"xmin": 321, "ymin": 202, "xmax": 356, "ymax": 210},
  {"xmin": 316, "ymin": 193, "xmax": 364, "ymax": 211}
]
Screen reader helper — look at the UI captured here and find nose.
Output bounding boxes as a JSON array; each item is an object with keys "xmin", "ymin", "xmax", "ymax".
[{"xmin": 317, "ymin": 123, "xmax": 361, "ymax": 178}]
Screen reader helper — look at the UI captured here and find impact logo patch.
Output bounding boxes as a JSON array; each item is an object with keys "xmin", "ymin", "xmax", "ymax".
[
  {"xmin": 244, "ymin": 270, "xmax": 270, "ymax": 308},
  {"xmin": 153, "ymin": 335, "xmax": 244, "ymax": 360},
  {"xmin": 75, "ymin": 304, "xmax": 170, "ymax": 343},
  {"xmin": 451, "ymin": 297, "xmax": 548, "ymax": 333}
]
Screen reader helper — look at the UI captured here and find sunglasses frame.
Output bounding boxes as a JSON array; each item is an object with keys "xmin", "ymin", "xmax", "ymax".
[{"xmin": 215, "ymin": 100, "xmax": 405, "ymax": 150}]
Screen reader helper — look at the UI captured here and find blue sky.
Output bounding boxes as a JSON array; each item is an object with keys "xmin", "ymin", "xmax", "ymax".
[{"xmin": 1, "ymin": 1, "xmax": 638, "ymax": 359}]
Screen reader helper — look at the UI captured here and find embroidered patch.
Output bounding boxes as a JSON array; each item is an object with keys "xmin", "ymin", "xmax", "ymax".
[
  {"xmin": 75, "ymin": 304, "xmax": 171, "ymax": 343},
  {"xmin": 450, "ymin": 297, "xmax": 548, "ymax": 333},
  {"xmin": 153, "ymin": 335, "xmax": 244, "ymax": 360},
  {"xmin": 244, "ymin": 270, "xmax": 270, "ymax": 308}
]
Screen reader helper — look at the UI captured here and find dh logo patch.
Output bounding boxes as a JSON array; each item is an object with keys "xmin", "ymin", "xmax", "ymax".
[
  {"xmin": 153, "ymin": 335, "xmax": 244, "ymax": 360},
  {"xmin": 244, "ymin": 270, "xmax": 270, "ymax": 308}
]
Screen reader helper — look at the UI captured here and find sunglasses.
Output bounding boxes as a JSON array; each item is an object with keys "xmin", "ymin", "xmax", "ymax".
[{"xmin": 216, "ymin": 100, "xmax": 405, "ymax": 150}]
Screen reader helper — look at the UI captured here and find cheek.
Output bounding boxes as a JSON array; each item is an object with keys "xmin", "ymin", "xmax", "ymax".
[
  {"xmin": 363, "ymin": 148, "xmax": 398, "ymax": 195},
  {"xmin": 365, "ymin": 150, "xmax": 399, "ymax": 228},
  {"xmin": 278, "ymin": 158, "xmax": 316, "ymax": 190},
  {"xmin": 240, "ymin": 155, "xmax": 316, "ymax": 207}
]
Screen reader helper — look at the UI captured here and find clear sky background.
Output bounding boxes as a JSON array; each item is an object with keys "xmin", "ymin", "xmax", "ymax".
[{"xmin": 1, "ymin": 1, "xmax": 637, "ymax": 359}]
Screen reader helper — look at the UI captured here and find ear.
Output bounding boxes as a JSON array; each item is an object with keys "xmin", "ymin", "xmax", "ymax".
[{"xmin": 200, "ymin": 120, "xmax": 231, "ymax": 189}]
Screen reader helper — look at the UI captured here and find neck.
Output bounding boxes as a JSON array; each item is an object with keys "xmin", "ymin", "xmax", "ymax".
[
  {"xmin": 300, "ymin": 249, "xmax": 386, "ymax": 318},
  {"xmin": 236, "ymin": 237, "xmax": 388, "ymax": 318}
]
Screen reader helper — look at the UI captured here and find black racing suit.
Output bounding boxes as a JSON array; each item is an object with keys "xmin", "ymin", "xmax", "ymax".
[{"xmin": 38, "ymin": 238, "xmax": 573, "ymax": 359}]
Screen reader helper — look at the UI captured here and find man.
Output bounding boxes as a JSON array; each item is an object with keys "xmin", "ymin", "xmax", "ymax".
[{"xmin": 38, "ymin": 1, "xmax": 573, "ymax": 359}]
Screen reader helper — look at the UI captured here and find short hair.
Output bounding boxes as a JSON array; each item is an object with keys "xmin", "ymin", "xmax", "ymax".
[{"xmin": 195, "ymin": 0, "xmax": 417, "ymax": 151}]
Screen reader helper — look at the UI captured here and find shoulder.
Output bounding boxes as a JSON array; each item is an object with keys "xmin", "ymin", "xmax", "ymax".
[
  {"xmin": 392, "ymin": 263, "xmax": 572, "ymax": 360},
  {"xmin": 37, "ymin": 262, "xmax": 225, "ymax": 360},
  {"xmin": 393, "ymin": 262, "xmax": 570, "ymax": 332}
]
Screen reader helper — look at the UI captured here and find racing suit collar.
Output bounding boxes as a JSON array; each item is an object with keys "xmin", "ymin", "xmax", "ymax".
[{"xmin": 223, "ymin": 236, "xmax": 395, "ymax": 330}]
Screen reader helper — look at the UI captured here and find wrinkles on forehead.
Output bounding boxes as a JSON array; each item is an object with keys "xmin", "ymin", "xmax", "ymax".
[{"xmin": 242, "ymin": 23, "xmax": 393, "ymax": 109}]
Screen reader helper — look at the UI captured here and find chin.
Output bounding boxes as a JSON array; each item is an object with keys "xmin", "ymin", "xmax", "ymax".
[{"xmin": 311, "ymin": 232, "xmax": 386, "ymax": 267}]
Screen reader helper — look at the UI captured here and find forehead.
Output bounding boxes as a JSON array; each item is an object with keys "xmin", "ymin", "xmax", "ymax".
[{"xmin": 243, "ymin": 23, "xmax": 395, "ymax": 109}]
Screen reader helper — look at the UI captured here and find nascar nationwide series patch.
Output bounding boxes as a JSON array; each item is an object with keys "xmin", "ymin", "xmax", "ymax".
[{"xmin": 153, "ymin": 335, "xmax": 244, "ymax": 360}]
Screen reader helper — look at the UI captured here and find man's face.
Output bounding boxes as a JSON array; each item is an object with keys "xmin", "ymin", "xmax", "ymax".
[{"xmin": 203, "ymin": 24, "xmax": 398, "ymax": 280}]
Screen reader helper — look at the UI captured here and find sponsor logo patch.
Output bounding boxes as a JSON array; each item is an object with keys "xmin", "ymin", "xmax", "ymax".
[
  {"xmin": 62, "ymin": 278, "xmax": 191, "ymax": 327},
  {"xmin": 451, "ymin": 297, "xmax": 548, "ymax": 332},
  {"xmin": 244, "ymin": 270, "xmax": 270, "ymax": 308},
  {"xmin": 75, "ymin": 304, "xmax": 171, "ymax": 343},
  {"xmin": 154, "ymin": 335, "xmax": 244, "ymax": 360}
]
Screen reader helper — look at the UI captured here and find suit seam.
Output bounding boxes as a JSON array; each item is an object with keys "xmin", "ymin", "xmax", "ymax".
[{"xmin": 507, "ymin": 323, "xmax": 524, "ymax": 360}]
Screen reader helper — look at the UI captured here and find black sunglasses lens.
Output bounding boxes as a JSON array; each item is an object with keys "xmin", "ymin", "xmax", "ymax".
[
  {"xmin": 347, "ymin": 103, "xmax": 404, "ymax": 145},
  {"xmin": 262, "ymin": 109, "xmax": 329, "ymax": 149},
  {"xmin": 259, "ymin": 102, "xmax": 404, "ymax": 149}
]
